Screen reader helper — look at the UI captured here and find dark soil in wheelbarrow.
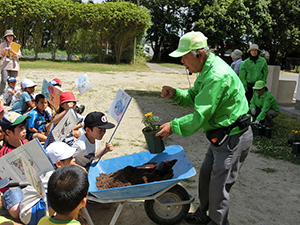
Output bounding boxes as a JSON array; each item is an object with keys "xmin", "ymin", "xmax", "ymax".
[{"xmin": 96, "ymin": 160, "xmax": 177, "ymax": 190}]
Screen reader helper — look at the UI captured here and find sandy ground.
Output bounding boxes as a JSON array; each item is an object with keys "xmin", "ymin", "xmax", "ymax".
[{"xmin": 1, "ymin": 68, "xmax": 300, "ymax": 225}]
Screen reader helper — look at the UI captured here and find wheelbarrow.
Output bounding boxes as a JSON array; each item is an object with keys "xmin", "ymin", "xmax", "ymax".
[{"xmin": 86, "ymin": 145, "xmax": 196, "ymax": 225}]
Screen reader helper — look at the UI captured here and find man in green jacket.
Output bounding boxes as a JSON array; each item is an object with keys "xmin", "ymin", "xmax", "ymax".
[
  {"xmin": 156, "ymin": 31, "xmax": 253, "ymax": 225},
  {"xmin": 239, "ymin": 44, "xmax": 268, "ymax": 103},
  {"xmin": 250, "ymin": 80, "xmax": 279, "ymax": 126}
]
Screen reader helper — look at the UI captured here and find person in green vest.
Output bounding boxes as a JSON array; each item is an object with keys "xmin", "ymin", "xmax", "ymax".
[
  {"xmin": 250, "ymin": 80, "xmax": 279, "ymax": 126},
  {"xmin": 156, "ymin": 31, "xmax": 253, "ymax": 225},
  {"xmin": 239, "ymin": 44, "xmax": 268, "ymax": 103}
]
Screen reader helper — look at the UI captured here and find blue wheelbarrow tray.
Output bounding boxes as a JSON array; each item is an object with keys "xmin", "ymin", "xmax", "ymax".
[{"xmin": 88, "ymin": 145, "xmax": 196, "ymax": 201}]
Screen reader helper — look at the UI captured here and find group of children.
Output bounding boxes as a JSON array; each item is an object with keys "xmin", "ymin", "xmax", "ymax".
[{"xmin": 0, "ymin": 76, "xmax": 116, "ymax": 224}]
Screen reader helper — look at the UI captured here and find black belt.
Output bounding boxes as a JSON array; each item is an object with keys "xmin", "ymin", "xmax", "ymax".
[{"xmin": 206, "ymin": 114, "xmax": 251, "ymax": 146}]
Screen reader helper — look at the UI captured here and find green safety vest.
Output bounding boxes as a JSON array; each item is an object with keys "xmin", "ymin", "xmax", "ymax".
[{"xmin": 170, "ymin": 53, "xmax": 249, "ymax": 136}]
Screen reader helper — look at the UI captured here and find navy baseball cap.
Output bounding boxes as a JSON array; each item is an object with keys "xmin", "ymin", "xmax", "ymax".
[{"xmin": 7, "ymin": 76, "xmax": 16, "ymax": 83}]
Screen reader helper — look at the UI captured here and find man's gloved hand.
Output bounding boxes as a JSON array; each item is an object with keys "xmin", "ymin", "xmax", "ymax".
[
  {"xmin": 251, "ymin": 108, "xmax": 256, "ymax": 115},
  {"xmin": 253, "ymin": 120, "xmax": 260, "ymax": 124}
]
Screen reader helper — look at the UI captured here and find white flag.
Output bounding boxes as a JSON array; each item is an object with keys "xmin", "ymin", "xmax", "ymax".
[{"xmin": 108, "ymin": 89, "xmax": 132, "ymax": 123}]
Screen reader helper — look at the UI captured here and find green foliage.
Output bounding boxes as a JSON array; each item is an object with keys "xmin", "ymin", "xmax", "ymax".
[
  {"xmin": 142, "ymin": 112, "xmax": 161, "ymax": 132},
  {"xmin": 252, "ymin": 113, "xmax": 300, "ymax": 165},
  {"xmin": 193, "ymin": 0, "xmax": 300, "ymax": 64},
  {"xmin": 288, "ymin": 129, "xmax": 300, "ymax": 142},
  {"xmin": 0, "ymin": 0, "xmax": 151, "ymax": 64},
  {"xmin": 22, "ymin": 47, "xmax": 35, "ymax": 56}
]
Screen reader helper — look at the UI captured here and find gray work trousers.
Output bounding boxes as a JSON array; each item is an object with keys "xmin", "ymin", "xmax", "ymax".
[
  {"xmin": 0, "ymin": 70, "xmax": 18, "ymax": 94},
  {"xmin": 195, "ymin": 127, "xmax": 253, "ymax": 225}
]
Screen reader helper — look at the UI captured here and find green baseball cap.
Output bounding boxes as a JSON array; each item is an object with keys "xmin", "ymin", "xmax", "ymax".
[
  {"xmin": 253, "ymin": 80, "xmax": 266, "ymax": 90},
  {"xmin": 0, "ymin": 111, "xmax": 30, "ymax": 133},
  {"xmin": 169, "ymin": 31, "xmax": 208, "ymax": 58}
]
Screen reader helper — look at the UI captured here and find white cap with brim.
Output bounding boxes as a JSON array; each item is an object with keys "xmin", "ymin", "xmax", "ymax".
[
  {"xmin": 46, "ymin": 142, "xmax": 76, "ymax": 165},
  {"xmin": 22, "ymin": 79, "xmax": 36, "ymax": 88},
  {"xmin": 169, "ymin": 31, "xmax": 208, "ymax": 58}
]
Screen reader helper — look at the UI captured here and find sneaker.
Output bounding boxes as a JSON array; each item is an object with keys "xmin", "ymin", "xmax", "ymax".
[{"xmin": 185, "ymin": 213, "xmax": 211, "ymax": 225}]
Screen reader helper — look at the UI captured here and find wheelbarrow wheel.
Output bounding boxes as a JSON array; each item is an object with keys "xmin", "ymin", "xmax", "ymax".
[{"xmin": 144, "ymin": 184, "xmax": 190, "ymax": 224}]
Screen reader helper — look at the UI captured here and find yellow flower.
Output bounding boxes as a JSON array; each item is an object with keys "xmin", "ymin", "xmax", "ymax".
[
  {"xmin": 292, "ymin": 130, "xmax": 295, "ymax": 132},
  {"xmin": 142, "ymin": 112, "xmax": 161, "ymax": 132},
  {"xmin": 296, "ymin": 131, "xmax": 298, "ymax": 134},
  {"xmin": 145, "ymin": 112, "xmax": 153, "ymax": 118}
]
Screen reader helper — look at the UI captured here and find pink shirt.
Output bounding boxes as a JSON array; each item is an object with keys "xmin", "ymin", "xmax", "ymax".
[{"xmin": 0, "ymin": 42, "xmax": 21, "ymax": 71}]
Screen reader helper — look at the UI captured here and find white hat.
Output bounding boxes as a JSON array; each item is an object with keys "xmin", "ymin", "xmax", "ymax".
[
  {"xmin": 46, "ymin": 142, "xmax": 76, "ymax": 164},
  {"xmin": 21, "ymin": 79, "xmax": 36, "ymax": 88}
]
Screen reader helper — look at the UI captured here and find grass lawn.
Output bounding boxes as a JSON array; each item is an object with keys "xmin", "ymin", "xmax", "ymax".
[
  {"xmin": 20, "ymin": 59, "xmax": 151, "ymax": 73},
  {"xmin": 253, "ymin": 112, "xmax": 300, "ymax": 165}
]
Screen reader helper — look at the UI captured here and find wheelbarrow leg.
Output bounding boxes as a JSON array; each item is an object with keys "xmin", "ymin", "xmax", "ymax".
[
  {"xmin": 81, "ymin": 207, "xmax": 94, "ymax": 225},
  {"xmin": 109, "ymin": 202, "xmax": 125, "ymax": 225}
]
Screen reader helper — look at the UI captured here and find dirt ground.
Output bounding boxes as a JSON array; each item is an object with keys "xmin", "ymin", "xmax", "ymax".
[{"xmin": 1, "ymin": 68, "xmax": 300, "ymax": 225}]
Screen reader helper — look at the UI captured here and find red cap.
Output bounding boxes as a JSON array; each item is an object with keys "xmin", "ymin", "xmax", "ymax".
[
  {"xmin": 53, "ymin": 78, "xmax": 62, "ymax": 85},
  {"xmin": 59, "ymin": 92, "xmax": 77, "ymax": 105}
]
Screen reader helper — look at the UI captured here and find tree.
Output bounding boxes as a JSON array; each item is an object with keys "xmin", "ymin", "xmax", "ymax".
[
  {"xmin": 107, "ymin": 0, "xmax": 197, "ymax": 62},
  {"xmin": 194, "ymin": 0, "xmax": 231, "ymax": 56}
]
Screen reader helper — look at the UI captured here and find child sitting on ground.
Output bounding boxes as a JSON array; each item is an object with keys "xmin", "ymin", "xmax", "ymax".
[
  {"xmin": 26, "ymin": 94, "xmax": 51, "ymax": 142},
  {"xmin": 0, "ymin": 111, "xmax": 30, "ymax": 218},
  {"xmin": 10, "ymin": 79, "xmax": 36, "ymax": 114},
  {"xmin": 37, "ymin": 165, "xmax": 89, "ymax": 225},
  {"xmin": 10, "ymin": 79, "xmax": 28, "ymax": 106},
  {"xmin": 18, "ymin": 142, "xmax": 77, "ymax": 225},
  {"xmin": 73, "ymin": 111, "xmax": 114, "ymax": 169},
  {"xmin": 3, "ymin": 76, "xmax": 20, "ymax": 106},
  {"xmin": 44, "ymin": 92, "xmax": 83, "ymax": 148},
  {"xmin": 49, "ymin": 78, "xmax": 63, "ymax": 92}
]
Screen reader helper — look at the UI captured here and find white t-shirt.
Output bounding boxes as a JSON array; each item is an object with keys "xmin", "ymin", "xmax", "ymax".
[
  {"xmin": 73, "ymin": 134, "xmax": 98, "ymax": 167},
  {"xmin": 3, "ymin": 85, "xmax": 20, "ymax": 105},
  {"xmin": 19, "ymin": 170, "xmax": 54, "ymax": 224}
]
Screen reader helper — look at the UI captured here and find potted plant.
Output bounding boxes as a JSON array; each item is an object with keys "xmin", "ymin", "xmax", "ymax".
[
  {"xmin": 288, "ymin": 129, "xmax": 300, "ymax": 156},
  {"xmin": 142, "ymin": 112, "xmax": 165, "ymax": 153}
]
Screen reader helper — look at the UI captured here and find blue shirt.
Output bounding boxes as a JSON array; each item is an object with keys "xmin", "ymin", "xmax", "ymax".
[
  {"xmin": 27, "ymin": 108, "xmax": 51, "ymax": 131},
  {"xmin": 11, "ymin": 91, "xmax": 32, "ymax": 114},
  {"xmin": 230, "ymin": 58, "xmax": 243, "ymax": 75}
]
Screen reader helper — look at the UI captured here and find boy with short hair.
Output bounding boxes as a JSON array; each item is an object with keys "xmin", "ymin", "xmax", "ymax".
[
  {"xmin": 3, "ymin": 76, "xmax": 20, "ymax": 106},
  {"xmin": 37, "ymin": 165, "xmax": 88, "ymax": 225},
  {"xmin": 0, "ymin": 111, "xmax": 30, "ymax": 156},
  {"xmin": 18, "ymin": 142, "xmax": 77, "ymax": 225},
  {"xmin": 73, "ymin": 111, "xmax": 115, "ymax": 168},
  {"xmin": 0, "ymin": 111, "xmax": 30, "ymax": 218},
  {"xmin": 11, "ymin": 79, "xmax": 36, "ymax": 114},
  {"xmin": 26, "ymin": 94, "xmax": 51, "ymax": 142}
]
